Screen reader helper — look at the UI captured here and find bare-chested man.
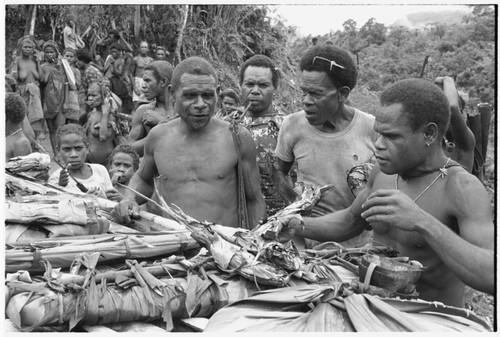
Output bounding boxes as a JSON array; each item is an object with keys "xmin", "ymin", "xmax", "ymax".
[
  {"xmin": 128, "ymin": 60, "xmax": 176, "ymax": 156},
  {"xmin": 129, "ymin": 41, "xmax": 154, "ymax": 110},
  {"xmin": 112, "ymin": 56, "xmax": 266, "ymax": 229},
  {"xmin": 273, "ymin": 78, "xmax": 494, "ymax": 308}
]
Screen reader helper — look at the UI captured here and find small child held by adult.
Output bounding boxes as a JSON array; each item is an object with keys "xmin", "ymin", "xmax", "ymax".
[
  {"xmin": 85, "ymin": 81, "xmax": 125, "ymax": 167},
  {"xmin": 48, "ymin": 123, "xmax": 121, "ymax": 201},
  {"xmin": 6, "ymin": 93, "xmax": 32, "ymax": 161},
  {"xmin": 108, "ymin": 144, "xmax": 140, "ymax": 199}
]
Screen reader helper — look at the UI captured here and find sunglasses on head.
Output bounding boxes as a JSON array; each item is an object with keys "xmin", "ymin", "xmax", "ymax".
[{"xmin": 312, "ymin": 56, "xmax": 345, "ymax": 71}]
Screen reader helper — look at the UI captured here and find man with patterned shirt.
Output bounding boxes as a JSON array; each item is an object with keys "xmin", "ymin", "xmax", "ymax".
[{"xmin": 237, "ymin": 55, "xmax": 292, "ymax": 218}]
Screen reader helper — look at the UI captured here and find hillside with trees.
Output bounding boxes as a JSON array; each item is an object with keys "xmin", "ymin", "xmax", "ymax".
[{"xmin": 5, "ymin": 4, "xmax": 495, "ymax": 113}]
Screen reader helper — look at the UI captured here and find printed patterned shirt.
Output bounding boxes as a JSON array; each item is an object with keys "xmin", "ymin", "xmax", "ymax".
[{"xmin": 240, "ymin": 108, "xmax": 289, "ymax": 217}]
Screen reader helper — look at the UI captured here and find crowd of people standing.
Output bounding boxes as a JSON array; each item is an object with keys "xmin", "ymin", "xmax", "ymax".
[{"xmin": 5, "ymin": 21, "xmax": 494, "ymax": 311}]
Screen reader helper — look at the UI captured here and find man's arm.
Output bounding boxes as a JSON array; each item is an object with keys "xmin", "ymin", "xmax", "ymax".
[
  {"xmin": 436, "ymin": 76, "xmax": 475, "ymax": 171},
  {"xmin": 423, "ymin": 172, "xmax": 493, "ymax": 294},
  {"xmin": 239, "ymin": 127, "xmax": 266, "ymax": 228},
  {"xmin": 128, "ymin": 105, "xmax": 147, "ymax": 156},
  {"xmin": 273, "ymin": 158, "xmax": 298, "ymax": 203}
]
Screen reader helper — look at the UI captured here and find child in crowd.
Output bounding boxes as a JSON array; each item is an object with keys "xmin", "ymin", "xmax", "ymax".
[
  {"xmin": 85, "ymin": 81, "xmax": 125, "ymax": 167},
  {"xmin": 6, "ymin": 93, "xmax": 32, "ymax": 161},
  {"xmin": 108, "ymin": 144, "xmax": 140, "ymax": 198},
  {"xmin": 215, "ymin": 88, "xmax": 241, "ymax": 119},
  {"xmin": 48, "ymin": 123, "xmax": 121, "ymax": 201}
]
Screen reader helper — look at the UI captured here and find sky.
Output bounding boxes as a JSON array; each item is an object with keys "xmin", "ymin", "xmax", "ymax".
[{"xmin": 270, "ymin": 4, "xmax": 473, "ymax": 36}]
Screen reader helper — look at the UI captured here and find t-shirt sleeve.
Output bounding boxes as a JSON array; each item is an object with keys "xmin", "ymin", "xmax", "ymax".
[
  {"xmin": 94, "ymin": 164, "xmax": 114, "ymax": 193},
  {"xmin": 274, "ymin": 114, "xmax": 295, "ymax": 163}
]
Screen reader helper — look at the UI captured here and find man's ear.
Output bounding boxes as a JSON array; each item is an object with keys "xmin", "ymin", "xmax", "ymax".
[
  {"xmin": 338, "ymin": 86, "xmax": 351, "ymax": 103},
  {"xmin": 423, "ymin": 122, "xmax": 439, "ymax": 144},
  {"xmin": 216, "ymin": 85, "xmax": 221, "ymax": 98},
  {"xmin": 167, "ymin": 84, "xmax": 174, "ymax": 102},
  {"xmin": 160, "ymin": 77, "xmax": 168, "ymax": 88}
]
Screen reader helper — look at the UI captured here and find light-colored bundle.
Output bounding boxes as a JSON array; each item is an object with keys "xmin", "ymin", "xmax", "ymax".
[
  {"xmin": 5, "ymin": 152, "xmax": 51, "ymax": 172},
  {"xmin": 6, "ymin": 197, "xmax": 98, "ymax": 226},
  {"xmin": 6, "ymin": 231, "xmax": 199, "ymax": 273},
  {"xmin": 6, "ymin": 172, "xmax": 185, "ymax": 231}
]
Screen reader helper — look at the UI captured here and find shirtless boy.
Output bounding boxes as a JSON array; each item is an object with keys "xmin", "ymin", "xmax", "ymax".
[
  {"xmin": 273, "ymin": 78, "xmax": 494, "ymax": 307},
  {"xmin": 108, "ymin": 144, "xmax": 140, "ymax": 198},
  {"xmin": 113, "ymin": 56, "xmax": 265, "ymax": 229}
]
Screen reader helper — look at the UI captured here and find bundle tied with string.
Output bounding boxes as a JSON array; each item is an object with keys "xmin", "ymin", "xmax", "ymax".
[{"xmin": 6, "ymin": 254, "xmax": 260, "ymax": 332}]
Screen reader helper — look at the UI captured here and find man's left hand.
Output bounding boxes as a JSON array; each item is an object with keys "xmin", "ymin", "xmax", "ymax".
[{"xmin": 361, "ymin": 189, "xmax": 431, "ymax": 232}]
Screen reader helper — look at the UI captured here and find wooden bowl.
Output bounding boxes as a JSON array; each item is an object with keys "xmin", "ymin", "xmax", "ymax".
[{"xmin": 358, "ymin": 254, "xmax": 423, "ymax": 294}]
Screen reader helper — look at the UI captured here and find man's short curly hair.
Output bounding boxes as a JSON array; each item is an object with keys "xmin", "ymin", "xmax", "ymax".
[
  {"xmin": 300, "ymin": 45, "xmax": 357, "ymax": 90},
  {"xmin": 144, "ymin": 60, "xmax": 174, "ymax": 84},
  {"xmin": 239, "ymin": 54, "xmax": 280, "ymax": 89},
  {"xmin": 56, "ymin": 123, "xmax": 88, "ymax": 148},
  {"xmin": 171, "ymin": 57, "xmax": 218, "ymax": 92},
  {"xmin": 110, "ymin": 144, "xmax": 140, "ymax": 171},
  {"xmin": 379, "ymin": 78, "xmax": 450, "ymax": 137},
  {"xmin": 6, "ymin": 93, "xmax": 26, "ymax": 124}
]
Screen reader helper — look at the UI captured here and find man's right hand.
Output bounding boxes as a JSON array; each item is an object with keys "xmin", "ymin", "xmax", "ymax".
[
  {"xmin": 111, "ymin": 198, "xmax": 141, "ymax": 224},
  {"xmin": 59, "ymin": 164, "xmax": 70, "ymax": 187}
]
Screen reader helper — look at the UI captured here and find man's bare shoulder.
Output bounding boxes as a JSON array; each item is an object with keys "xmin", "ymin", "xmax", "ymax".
[{"xmin": 445, "ymin": 165, "xmax": 486, "ymax": 196}]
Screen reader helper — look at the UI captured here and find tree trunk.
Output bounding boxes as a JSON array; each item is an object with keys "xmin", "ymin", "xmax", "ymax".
[
  {"xmin": 134, "ymin": 5, "xmax": 141, "ymax": 38},
  {"xmin": 175, "ymin": 5, "xmax": 189, "ymax": 65},
  {"xmin": 23, "ymin": 5, "xmax": 36, "ymax": 36},
  {"xmin": 29, "ymin": 5, "xmax": 37, "ymax": 36}
]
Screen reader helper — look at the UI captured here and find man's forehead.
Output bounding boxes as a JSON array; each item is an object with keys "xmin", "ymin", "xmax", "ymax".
[
  {"xmin": 179, "ymin": 73, "xmax": 217, "ymax": 86},
  {"xmin": 244, "ymin": 66, "xmax": 272, "ymax": 80}
]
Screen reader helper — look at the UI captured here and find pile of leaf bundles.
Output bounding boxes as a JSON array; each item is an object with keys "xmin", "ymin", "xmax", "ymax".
[
  {"xmin": 6, "ymin": 152, "xmax": 51, "ymax": 181},
  {"xmin": 153, "ymin": 183, "xmax": 299, "ymax": 287},
  {"xmin": 204, "ymin": 285, "xmax": 492, "ymax": 332},
  {"xmin": 6, "ymin": 254, "xmax": 260, "ymax": 332},
  {"xmin": 5, "ymin": 195, "xmax": 108, "ymax": 242}
]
